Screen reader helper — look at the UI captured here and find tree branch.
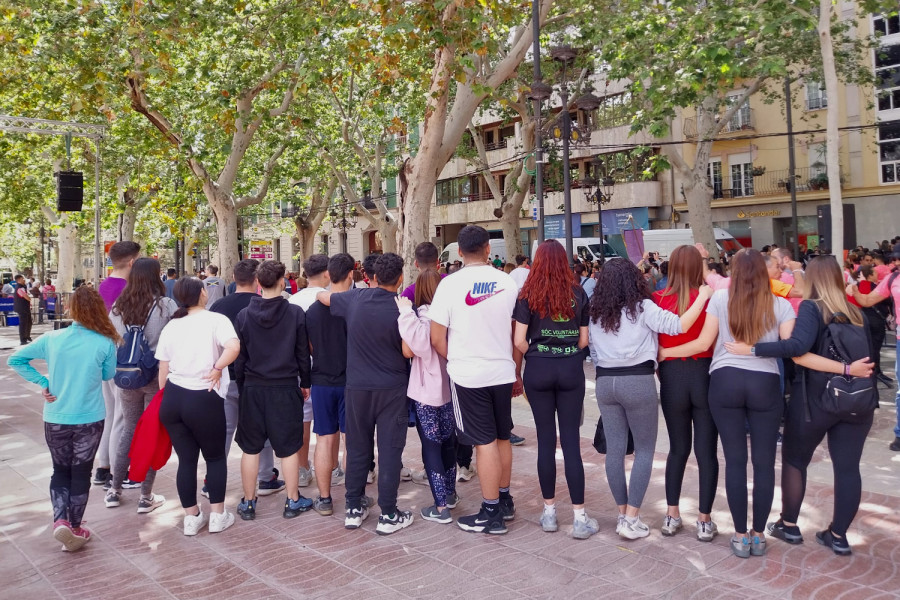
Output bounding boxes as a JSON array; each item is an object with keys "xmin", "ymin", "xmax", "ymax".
[{"xmin": 235, "ymin": 135, "xmax": 291, "ymax": 208}]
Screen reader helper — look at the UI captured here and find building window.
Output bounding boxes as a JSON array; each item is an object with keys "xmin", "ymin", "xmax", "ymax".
[
  {"xmin": 708, "ymin": 158, "xmax": 723, "ymax": 198},
  {"xmin": 874, "ymin": 14, "xmax": 900, "ymax": 37},
  {"xmin": 435, "ymin": 175, "xmax": 482, "ymax": 205},
  {"xmin": 725, "ymin": 95, "xmax": 752, "ymax": 132},
  {"xmin": 876, "ymin": 45, "xmax": 900, "ymax": 112},
  {"xmin": 805, "ymin": 82, "xmax": 827, "ymax": 110},
  {"xmin": 808, "ymin": 142, "xmax": 827, "ymax": 176},
  {"xmin": 878, "ymin": 120, "xmax": 900, "ymax": 183},
  {"xmin": 730, "ymin": 160, "xmax": 754, "ymax": 197}
]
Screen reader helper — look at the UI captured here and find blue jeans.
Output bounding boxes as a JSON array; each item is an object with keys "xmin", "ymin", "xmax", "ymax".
[{"xmin": 894, "ymin": 340, "xmax": 900, "ymax": 438}]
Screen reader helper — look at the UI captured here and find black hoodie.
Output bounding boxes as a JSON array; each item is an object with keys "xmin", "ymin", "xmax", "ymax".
[{"xmin": 234, "ymin": 295, "xmax": 311, "ymax": 390}]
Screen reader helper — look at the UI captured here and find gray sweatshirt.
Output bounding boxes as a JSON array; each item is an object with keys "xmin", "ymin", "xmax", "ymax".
[
  {"xmin": 588, "ymin": 299, "xmax": 682, "ymax": 369},
  {"xmin": 109, "ymin": 297, "xmax": 178, "ymax": 352}
]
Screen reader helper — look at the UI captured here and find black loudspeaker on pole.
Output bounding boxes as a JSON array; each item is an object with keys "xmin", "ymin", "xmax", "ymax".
[
  {"xmin": 816, "ymin": 204, "xmax": 856, "ymax": 252},
  {"xmin": 56, "ymin": 171, "xmax": 84, "ymax": 212}
]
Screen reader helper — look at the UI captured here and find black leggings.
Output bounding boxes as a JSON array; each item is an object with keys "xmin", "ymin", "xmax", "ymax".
[
  {"xmin": 658, "ymin": 358, "xmax": 718, "ymax": 515},
  {"xmin": 45, "ymin": 420, "xmax": 104, "ymax": 528},
  {"xmin": 709, "ymin": 367, "xmax": 783, "ymax": 534},
  {"xmin": 780, "ymin": 390, "xmax": 873, "ymax": 537},
  {"xmin": 864, "ymin": 311, "xmax": 886, "ymax": 375},
  {"xmin": 524, "ymin": 355, "xmax": 586, "ymax": 505},
  {"xmin": 456, "ymin": 442, "xmax": 473, "ymax": 469},
  {"xmin": 159, "ymin": 381, "xmax": 227, "ymax": 507}
]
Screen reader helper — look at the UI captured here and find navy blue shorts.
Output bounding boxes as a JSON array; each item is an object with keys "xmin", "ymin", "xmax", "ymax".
[{"xmin": 312, "ymin": 385, "xmax": 346, "ymax": 435}]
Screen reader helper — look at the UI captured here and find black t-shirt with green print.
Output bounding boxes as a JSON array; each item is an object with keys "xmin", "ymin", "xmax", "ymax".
[{"xmin": 513, "ymin": 285, "xmax": 590, "ymax": 359}]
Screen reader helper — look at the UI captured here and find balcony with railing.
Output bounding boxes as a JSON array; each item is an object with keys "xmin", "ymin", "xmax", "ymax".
[
  {"xmin": 709, "ymin": 165, "xmax": 845, "ymax": 199},
  {"xmin": 683, "ymin": 108, "xmax": 756, "ymax": 139}
]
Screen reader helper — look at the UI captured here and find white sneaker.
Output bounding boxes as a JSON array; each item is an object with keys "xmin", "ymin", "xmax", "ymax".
[
  {"xmin": 696, "ymin": 520, "xmax": 718, "ymax": 542},
  {"xmin": 619, "ymin": 515, "xmax": 650, "ymax": 540},
  {"xmin": 137, "ymin": 493, "xmax": 165, "ymax": 514},
  {"xmin": 411, "ymin": 470, "xmax": 429, "ymax": 486},
  {"xmin": 183, "ymin": 511, "xmax": 208, "ymax": 536},
  {"xmin": 209, "ymin": 510, "xmax": 235, "ymax": 533},
  {"xmin": 615, "ymin": 514, "xmax": 626, "ymax": 535},
  {"xmin": 400, "ymin": 466, "xmax": 412, "ymax": 481},
  {"xmin": 456, "ymin": 465, "xmax": 476, "ymax": 482},
  {"xmin": 298, "ymin": 466, "xmax": 312, "ymax": 488}
]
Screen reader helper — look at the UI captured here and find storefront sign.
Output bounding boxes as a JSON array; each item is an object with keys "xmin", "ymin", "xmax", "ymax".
[
  {"xmin": 736, "ymin": 209, "xmax": 781, "ymax": 218},
  {"xmin": 601, "ymin": 207, "xmax": 649, "ymax": 235},
  {"xmin": 544, "ymin": 214, "xmax": 582, "ymax": 238}
]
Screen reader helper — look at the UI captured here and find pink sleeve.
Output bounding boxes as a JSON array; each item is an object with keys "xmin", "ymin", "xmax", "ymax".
[
  {"xmin": 705, "ymin": 272, "xmax": 730, "ymax": 291},
  {"xmin": 397, "ymin": 309, "xmax": 434, "ymax": 358},
  {"xmin": 874, "ymin": 278, "xmax": 892, "ymax": 299}
]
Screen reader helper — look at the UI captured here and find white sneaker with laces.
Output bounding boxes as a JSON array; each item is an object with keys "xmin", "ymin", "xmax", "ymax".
[
  {"xmin": 615, "ymin": 514, "xmax": 626, "ymax": 535},
  {"xmin": 696, "ymin": 520, "xmax": 718, "ymax": 542},
  {"xmin": 209, "ymin": 510, "xmax": 235, "ymax": 533},
  {"xmin": 298, "ymin": 466, "xmax": 312, "ymax": 488},
  {"xmin": 619, "ymin": 515, "xmax": 650, "ymax": 540},
  {"xmin": 456, "ymin": 465, "xmax": 476, "ymax": 482},
  {"xmin": 661, "ymin": 515, "xmax": 683, "ymax": 536},
  {"xmin": 183, "ymin": 511, "xmax": 208, "ymax": 536},
  {"xmin": 411, "ymin": 470, "xmax": 429, "ymax": 486},
  {"xmin": 400, "ymin": 466, "xmax": 412, "ymax": 481}
]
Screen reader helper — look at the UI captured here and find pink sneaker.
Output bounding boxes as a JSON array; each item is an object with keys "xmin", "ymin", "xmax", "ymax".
[{"xmin": 55, "ymin": 523, "xmax": 92, "ymax": 551}]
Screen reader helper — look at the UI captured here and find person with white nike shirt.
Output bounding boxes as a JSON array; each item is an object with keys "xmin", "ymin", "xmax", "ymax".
[
  {"xmin": 289, "ymin": 254, "xmax": 331, "ymax": 488},
  {"xmin": 430, "ymin": 225, "xmax": 521, "ymax": 535}
]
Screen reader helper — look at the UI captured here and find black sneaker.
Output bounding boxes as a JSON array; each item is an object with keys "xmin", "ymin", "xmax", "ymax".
[
  {"xmin": 890, "ymin": 437, "xmax": 900, "ymax": 452},
  {"xmin": 816, "ymin": 528, "xmax": 851, "ymax": 556},
  {"xmin": 499, "ymin": 495, "xmax": 515, "ymax": 522},
  {"xmin": 457, "ymin": 503, "xmax": 507, "ymax": 535},
  {"xmin": 767, "ymin": 519, "xmax": 803, "ymax": 544},
  {"xmin": 92, "ymin": 467, "xmax": 111, "ymax": 486},
  {"xmin": 509, "ymin": 433, "xmax": 525, "ymax": 446},
  {"xmin": 237, "ymin": 497, "xmax": 257, "ymax": 521},
  {"xmin": 121, "ymin": 478, "xmax": 141, "ymax": 489}
]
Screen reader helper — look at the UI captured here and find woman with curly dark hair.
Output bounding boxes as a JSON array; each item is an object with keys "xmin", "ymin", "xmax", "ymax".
[
  {"xmin": 588, "ymin": 258, "xmax": 710, "ymax": 540},
  {"xmin": 106, "ymin": 258, "xmax": 177, "ymax": 513},
  {"xmin": 8, "ymin": 286, "xmax": 120, "ymax": 551},
  {"xmin": 513, "ymin": 240, "xmax": 596, "ymax": 539}
]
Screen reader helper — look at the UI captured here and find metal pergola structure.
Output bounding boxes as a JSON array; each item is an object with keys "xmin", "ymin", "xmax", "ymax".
[{"xmin": 0, "ymin": 115, "xmax": 106, "ymax": 282}]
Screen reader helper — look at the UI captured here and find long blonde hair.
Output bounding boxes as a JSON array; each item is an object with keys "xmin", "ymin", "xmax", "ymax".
[{"xmin": 804, "ymin": 256, "xmax": 864, "ymax": 326}]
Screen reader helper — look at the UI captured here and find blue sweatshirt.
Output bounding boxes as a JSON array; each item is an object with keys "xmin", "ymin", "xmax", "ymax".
[{"xmin": 7, "ymin": 323, "xmax": 117, "ymax": 425}]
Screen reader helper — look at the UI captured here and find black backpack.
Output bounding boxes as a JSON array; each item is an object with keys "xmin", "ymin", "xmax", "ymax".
[
  {"xmin": 804, "ymin": 306, "xmax": 877, "ymax": 419},
  {"xmin": 114, "ymin": 302, "xmax": 159, "ymax": 390}
]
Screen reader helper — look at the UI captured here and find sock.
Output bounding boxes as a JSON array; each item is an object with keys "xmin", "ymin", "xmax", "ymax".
[
  {"xmin": 625, "ymin": 514, "xmax": 638, "ymax": 524},
  {"xmin": 499, "ymin": 487, "xmax": 511, "ymax": 499},
  {"xmin": 321, "ymin": 496, "xmax": 331, "ymax": 502},
  {"xmin": 573, "ymin": 508, "xmax": 587, "ymax": 523},
  {"xmin": 484, "ymin": 498, "xmax": 499, "ymax": 511},
  {"xmin": 543, "ymin": 503, "xmax": 556, "ymax": 515}
]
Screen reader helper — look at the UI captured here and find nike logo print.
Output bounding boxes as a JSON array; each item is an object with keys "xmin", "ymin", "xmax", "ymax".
[
  {"xmin": 474, "ymin": 518, "xmax": 489, "ymax": 524},
  {"xmin": 465, "ymin": 290, "xmax": 502, "ymax": 305}
]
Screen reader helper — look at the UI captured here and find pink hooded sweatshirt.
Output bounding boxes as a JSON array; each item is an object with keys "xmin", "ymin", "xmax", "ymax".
[{"xmin": 397, "ymin": 304, "xmax": 451, "ymax": 407}]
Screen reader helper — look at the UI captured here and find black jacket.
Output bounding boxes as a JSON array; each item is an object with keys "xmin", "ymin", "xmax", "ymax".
[{"xmin": 234, "ymin": 296, "xmax": 311, "ymax": 390}]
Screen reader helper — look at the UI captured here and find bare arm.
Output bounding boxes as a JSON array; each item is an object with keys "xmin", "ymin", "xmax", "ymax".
[
  {"xmin": 431, "ymin": 321, "xmax": 448, "ymax": 358},
  {"xmin": 847, "ymin": 284, "xmax": 888, "ymax": 308},
  {"xmin": 578, "ymin": 325, "xmax": 588, "ymax": 349},
  {"xmin": 793, "ymin": 353, "xmax": 873, "ymax": 377},
  {"xmin": 513, "ymin": 321, "xmax": 529, "ymax": 356},
  {"xmin": 660, "ymin": 313, "xmax": 718, "ymax": 359},
  {"xmin": 401, "ymin": 340, "xmax": 415, "ymax": 359},
  {"xmin": 158, "ymin": 360, "xmax": 169, "ymax": 390},
  {"xmin": 678, "ymin": 285, "xmax": 712, "ymax": 331},
  {"xmin": 511, "ymin": 319, "xmax": 524, "ymax": 397},
  {"xmin": 316, "ymin": 290, "xmax": 333, "ymax": 306}
]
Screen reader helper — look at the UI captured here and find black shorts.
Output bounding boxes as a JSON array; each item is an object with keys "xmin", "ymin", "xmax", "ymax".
[
  {"xmin": 236, "ymin": 384, "xmax": 304, "ymax": 458},
  {"xmin": 450, "ymin": 381, "xmax": 514, "ymax": 446}
]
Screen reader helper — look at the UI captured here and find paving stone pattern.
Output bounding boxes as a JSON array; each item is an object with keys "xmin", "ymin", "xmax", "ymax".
[{"xmin": 1, "ymin": 340, "xmax": 899, "ymax": 599}]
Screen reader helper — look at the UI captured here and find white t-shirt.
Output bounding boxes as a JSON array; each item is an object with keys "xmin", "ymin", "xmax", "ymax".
[
  {"xmin": 509, "ymin": 267, "xmax": 530, "ymax": 291},
  {"xmin": 290, "ymin": 286, "xmax": 326, "ymax": 312},
  {"xmin": 428, "ymin": 265, "xmax": 518, "ymax": 388},
  {"xmin": 155, "ymin": 310, "xmax": 238, "ymax": 398}
]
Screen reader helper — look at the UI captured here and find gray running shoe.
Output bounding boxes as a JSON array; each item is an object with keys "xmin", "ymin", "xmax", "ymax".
[
  {"xmin": 573, "ymin": 517, "xmax": 600, "ymax": 540},
  {"xmin": 750, "ymin": 535, "xmax": 767, "ymax": 556},
  {"xmin": 696, "ymin": 520, "xmax": 718, "ymax": 542},
  {"xmin": 136, "ymin": 494, "xmax": 165, "ymax": 514},
  {"xmin": 421, "ymin": 505, "xmax": 452, "ymax": 524},
  {"xmin": 661, "ymin": 515, "xmax": 682, "ymax": 536},
  {"xmin": 731, "ymin": 535, "xmax": 751, "ymax": 558},
  {"xmin": 104, "ymin": 489, "xmax": 121, "ymax": 508},
  {"xmin": 540, "ymin": 511, "xmax": 558, "ymax": 532},
  {"xmin": 456, "ymin": 465, "xmax": 476, "ymax": 482},
  {"xmin": 331, "ymin": 467, "xmax": 345, "ymax": 487},
  {"xmin": 446, "ymin": 493, "xmax": 460, "ymax": 509},
  {"xmin": 298, "ymin": 466, "xmax": 312, "ymax": 488},
  {"xmin": 313, "ymin": 496, "xmax": 333, "ymax": 516}
]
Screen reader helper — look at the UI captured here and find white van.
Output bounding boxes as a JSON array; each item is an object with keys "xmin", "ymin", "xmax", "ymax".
[
  {"xmin": 531, "ymin": 237, "xmax": 621, "ymax": 263},
  {"xmin": 642, "ymin": 228, "xmax": 743, "ymax": 259},
  {"xmin": 439, "ymin": 239, "xmax": 508, "ymax": 265}
]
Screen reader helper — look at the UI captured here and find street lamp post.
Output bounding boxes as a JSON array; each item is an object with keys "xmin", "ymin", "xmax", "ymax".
[
  {"xmin": 582, "ymin": 155, "xmax": 616, "ymax": 265},
  {"xmin": 550, "ymin": 46, "xmax": 578, "ymax": 267},
  {"xmin": 329, "ymin": 201, "xmax": 358, "ymax": 255}
]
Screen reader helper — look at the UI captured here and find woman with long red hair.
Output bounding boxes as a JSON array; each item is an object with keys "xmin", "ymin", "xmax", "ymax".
[{"xmin": 513, "ymin": 239, "xmax": 596, "ymax": 539}]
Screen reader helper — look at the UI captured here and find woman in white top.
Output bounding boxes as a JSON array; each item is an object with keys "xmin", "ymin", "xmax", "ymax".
[{"xmin": 156, "ymin": 277, "xmax": 240, "ymax": 536}]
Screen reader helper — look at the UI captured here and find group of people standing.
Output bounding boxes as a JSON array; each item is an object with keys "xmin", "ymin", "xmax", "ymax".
[{"xmin": 7, "ymin": 227, "xmax": 896, "ymax": 560}]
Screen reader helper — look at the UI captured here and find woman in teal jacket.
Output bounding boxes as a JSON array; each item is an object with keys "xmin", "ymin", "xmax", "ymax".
[{"xmin": 8, "ymin": 286, "xmax": 119, "ymax": 552}]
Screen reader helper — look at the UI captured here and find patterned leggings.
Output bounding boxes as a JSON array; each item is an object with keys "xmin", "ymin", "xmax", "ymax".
[
  {"xmin": 414, "ymin": 401, "xmax": 457, "ymax": 507},
  {"xmin": 44, "ymin": 420, "xmax": 105, "ymax": 528}
]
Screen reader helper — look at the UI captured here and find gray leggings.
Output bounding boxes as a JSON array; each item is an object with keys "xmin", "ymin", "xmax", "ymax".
[
  {"xmin": 112, "ymin": 382, "xmax": 159, "ymax": 495},
  {"xmin": 595, "ymin": 375, "xmax": 659, "ymax": 509}
]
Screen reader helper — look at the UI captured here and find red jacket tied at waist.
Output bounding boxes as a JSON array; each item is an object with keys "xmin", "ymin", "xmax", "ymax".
[{"xmin": 128, "ymin": 387, "xmax": 172, "ymax": 482}]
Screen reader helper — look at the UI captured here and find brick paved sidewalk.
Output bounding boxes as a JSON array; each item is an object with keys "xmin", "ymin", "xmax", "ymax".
[{"xmin": 1, "ymin": 345, "xmax": 899, "ymax": 599}]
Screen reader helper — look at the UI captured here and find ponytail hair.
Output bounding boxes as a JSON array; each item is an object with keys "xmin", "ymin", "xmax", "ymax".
[{"xmin": 172, "ymin": 277, "xmax": 204, "ymax": 318}]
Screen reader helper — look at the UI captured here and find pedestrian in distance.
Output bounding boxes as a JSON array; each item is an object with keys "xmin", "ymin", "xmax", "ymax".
[{"xmin": 8, "ymin": 286, "xmax": 120, "ymax": 551}]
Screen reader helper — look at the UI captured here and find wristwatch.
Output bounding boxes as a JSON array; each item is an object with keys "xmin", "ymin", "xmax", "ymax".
[{"xmin": 750, "ymin": 345, "xmax": 756, "ymax": 356}]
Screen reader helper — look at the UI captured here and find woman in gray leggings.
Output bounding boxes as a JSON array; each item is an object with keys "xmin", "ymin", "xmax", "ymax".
[{"xmin": 588, "ymin": 260, "xmax": 710, "ymax": 539}]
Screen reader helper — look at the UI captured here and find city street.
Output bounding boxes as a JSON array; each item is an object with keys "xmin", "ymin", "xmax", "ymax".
[{"xmin": 1, "ymin": 326, "xmax": 899, "ymax": 599}]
